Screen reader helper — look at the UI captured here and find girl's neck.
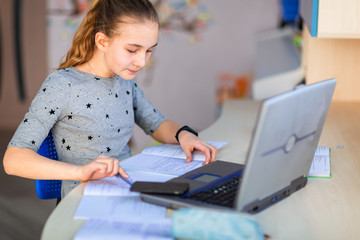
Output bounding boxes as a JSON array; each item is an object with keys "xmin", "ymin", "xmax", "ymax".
[{"xmin": 76, "ymin": 51, "xmax": 115, "ymax": 78}]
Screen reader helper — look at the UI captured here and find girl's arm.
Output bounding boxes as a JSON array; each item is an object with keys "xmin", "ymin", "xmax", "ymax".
[
  {"xmin": 3, "ymin": 147, "xmax": 129, "ymax": 181},
  {"xmin": 150, "ymin": 120, "xmax": 181, "ymax": 144},
  {"xmin": 151, "ymin": 120, "xmax": 218, "ymax": 164}
]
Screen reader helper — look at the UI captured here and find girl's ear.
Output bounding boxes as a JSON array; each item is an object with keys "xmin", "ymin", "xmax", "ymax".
[{"xmin": 95, "ymin": 32, "xmax": 109, "ymax": 51}]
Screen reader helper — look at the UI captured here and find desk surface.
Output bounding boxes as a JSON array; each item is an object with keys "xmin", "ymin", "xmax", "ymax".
[{"xmin": 41, "ymin": 100, "xmax": 360, "ymax": 240}]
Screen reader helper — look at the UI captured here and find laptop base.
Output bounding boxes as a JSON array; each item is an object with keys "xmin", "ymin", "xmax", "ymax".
[
  {"xmin": 141, "ymin": 161, "xmax": 308, "ymax": 214},
  {"xmin": 242, "ymin": 175, "xmax": 307, "ymax": 214}
]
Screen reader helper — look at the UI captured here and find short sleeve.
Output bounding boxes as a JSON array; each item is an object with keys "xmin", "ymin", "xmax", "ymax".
[
  {"xmin": 132, "ymin": 81, "xmax": 166, "ymax": 135},
  {"xmin": 8, "ymin": 72, "xmax": 71, "ymax": 151}
]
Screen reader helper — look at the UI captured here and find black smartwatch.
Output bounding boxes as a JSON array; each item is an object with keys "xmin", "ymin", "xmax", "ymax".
[{"xmin": 175, "ymin": 125, "xmax": 198, "ymax": 143}]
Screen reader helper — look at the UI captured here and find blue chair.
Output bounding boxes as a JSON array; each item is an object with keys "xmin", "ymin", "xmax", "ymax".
[
  {"xmin": 281, "ymin": 0, "xmax": 299, "ymax": 24},
  {"xmin": 35, "ymin": 131, "xmax": 62, "ymax": 200}
]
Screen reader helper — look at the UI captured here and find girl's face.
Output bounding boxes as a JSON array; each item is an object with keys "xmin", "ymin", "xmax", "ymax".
[{"xmin": 102, "ymin": 20, "xmax": 159, "ymax": 80}]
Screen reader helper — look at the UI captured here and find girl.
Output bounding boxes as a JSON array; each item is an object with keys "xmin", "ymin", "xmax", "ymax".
[{"xmin": 3, "ymin": 0, "xmax": 217, "ymax": 198}]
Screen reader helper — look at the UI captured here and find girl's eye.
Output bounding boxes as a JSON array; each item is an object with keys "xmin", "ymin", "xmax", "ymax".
[{"xmin": 127, "ymin": 49, "xmax": 137, "ymax": 53}]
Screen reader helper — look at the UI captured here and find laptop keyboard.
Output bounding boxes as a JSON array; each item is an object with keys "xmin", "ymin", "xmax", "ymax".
[{"xmin": 184, "ymin": 174, "xmax": 242, "ymax": 208}]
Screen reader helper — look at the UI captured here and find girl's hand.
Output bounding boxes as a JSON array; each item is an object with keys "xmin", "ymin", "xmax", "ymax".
[
  {"xmin": 77, "ymin": 155, "xmax": 129, "ymax": 182},
  {"xmin": 178, "ymin": 131, "xmax": 218, "ymax": 164}
]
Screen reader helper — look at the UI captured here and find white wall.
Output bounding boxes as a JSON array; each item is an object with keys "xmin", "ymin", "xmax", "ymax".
[{"xmin": 132, "ymin": 0, "xmax": 281, "ymax": 152}]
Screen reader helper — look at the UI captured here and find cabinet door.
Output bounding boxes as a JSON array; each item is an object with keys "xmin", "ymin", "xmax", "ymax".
[
  {"xmin": 318, "ymin": 0, "xmax": 360, "ymax": 38},
  {"xmin": 301, "ymin": 0, "xmax": 360, "ymax": 38},
  {"xmin": 302, "ymin": 25, "xmax": 360, "ymax": 101}
]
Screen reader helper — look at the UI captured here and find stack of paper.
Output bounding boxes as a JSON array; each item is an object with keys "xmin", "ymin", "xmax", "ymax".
[
  {"xmin": 74, "ymin": 141, "xmax": 228, "ymax": 239},
  {"xmin": 74, "ymin": 218, "xmax": 173, "ymax": 240}
]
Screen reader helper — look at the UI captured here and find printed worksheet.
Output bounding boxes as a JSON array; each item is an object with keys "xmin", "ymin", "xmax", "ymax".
[{"xmin": 74, "ymin": 218, "xmax": 173, "ymax": 240}]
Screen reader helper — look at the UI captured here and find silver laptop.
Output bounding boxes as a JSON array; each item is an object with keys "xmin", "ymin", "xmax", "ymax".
[{"xmin": 141, "ymin": 79, "xmax": 336, "ymax": 214}]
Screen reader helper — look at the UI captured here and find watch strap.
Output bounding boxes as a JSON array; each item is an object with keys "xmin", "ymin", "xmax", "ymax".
[{"xmin": 175, "ymin": 125, "xmax": 198, "ymax": 143}]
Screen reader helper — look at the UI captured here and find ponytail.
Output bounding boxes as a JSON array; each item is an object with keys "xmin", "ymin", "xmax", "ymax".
[{"xmin": 58, "ymin": 0, "xmax": 100, "ymax": 69}]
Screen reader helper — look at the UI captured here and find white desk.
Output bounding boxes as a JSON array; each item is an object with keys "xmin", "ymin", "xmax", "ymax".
[{"xmin": 41, "ymin": 100, "xmax": 360, "ymax": 240}]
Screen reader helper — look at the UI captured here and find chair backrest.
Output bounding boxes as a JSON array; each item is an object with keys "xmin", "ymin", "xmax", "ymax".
[{"xmin": 35, "ymin": 131, "xmax": 61, "ymax": 199}]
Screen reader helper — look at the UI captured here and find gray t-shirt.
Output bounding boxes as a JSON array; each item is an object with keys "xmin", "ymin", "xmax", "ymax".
[{"xmin": 9, "ymin": 67, "xmax": 165, "ymax": 197}]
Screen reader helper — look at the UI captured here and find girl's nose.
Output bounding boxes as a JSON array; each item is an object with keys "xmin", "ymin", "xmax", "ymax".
[{"xmin": 133, "ymin": 53, "xmax": 147, "ymax": 68}]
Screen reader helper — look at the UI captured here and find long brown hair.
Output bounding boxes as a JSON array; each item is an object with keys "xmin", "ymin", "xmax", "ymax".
[{"xmin": 58, "ymin": 0, "xmax": 159, "ymax": 69}]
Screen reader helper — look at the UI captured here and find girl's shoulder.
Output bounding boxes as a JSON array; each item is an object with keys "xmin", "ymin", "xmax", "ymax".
[
  {"xmin": 46, "ymin": 68, "xmax": 73, "ymax": 82},
  {"xmin": 45, "ymin": 67, "xmax": 92, "ymax": 87},
  {"xmin": 41, "ymin": 69, "xmax": 71, "ymax": 88}
]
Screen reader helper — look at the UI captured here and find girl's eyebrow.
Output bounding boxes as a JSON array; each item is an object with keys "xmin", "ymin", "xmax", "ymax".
[{"xmin": 128, "ymin": 43, "xmax": 158, "ymax": 49}]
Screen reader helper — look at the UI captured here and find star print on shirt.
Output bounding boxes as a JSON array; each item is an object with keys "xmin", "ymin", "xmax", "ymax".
[
  {"xmin": 126, "ymin": 91, "xmax": 130, "ymax": 95},
  {"xmin": 67, "ymin": 115, "xmax": 73, "ymax": 120},
  {"xmin": 105, "ymin": 114, "xmax": 109, "ymax": 119},
  {"xmin": 86, "ymin": 103, "xmax": 92, "ymax": 109},
  {"xmin": 106, "ymin": 147, "xmax": 111, "ymax": 152},
  {"xmin": 88, "ymin": 136, "xmax": 93, "ymax": 140},
  {"xmin": 115, "ymin": 94, "xmax": 118, "ymax": 98},
  {"xmin": 42, "ymin": 88, "xmax": 46, "ymax": 92},
  {"xmin": 117, "ymin": 129, "xmax": 121, "ymax": 133},
  {"xmin": 23, "ymin": 119, "xmax": 28, "ymax": 123},
  {"xmin": 31, "ymin": 140, "xmax": 36, "ymax": 144},
  {"xmin": 49, "ymin": 109, "xmax": 55, "ymax": 115},
  {"xmin": 66, "ymin": 145, "xmax": 71, "ymax": 150},
  {"xmin": 94, "ymin": 77, "xmax": 100, "ymax": 81}
]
